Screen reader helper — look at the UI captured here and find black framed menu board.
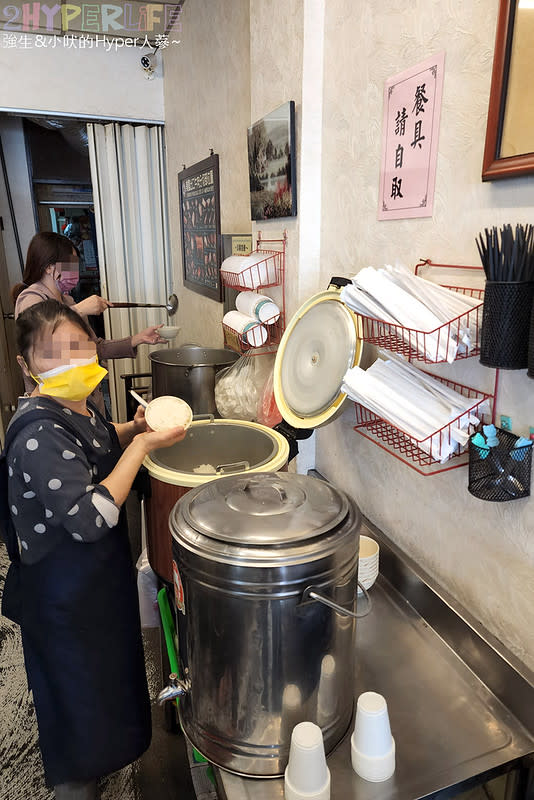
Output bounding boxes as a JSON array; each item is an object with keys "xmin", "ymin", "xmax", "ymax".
[{"xmin": 178, "ymin": 154, "xmax": 222, "ymax": 301}]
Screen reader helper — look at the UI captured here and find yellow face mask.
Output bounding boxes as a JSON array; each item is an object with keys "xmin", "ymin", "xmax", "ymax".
[{"xmin": 31, "ymin": 356, "xmax": 108, "ymax": 402}]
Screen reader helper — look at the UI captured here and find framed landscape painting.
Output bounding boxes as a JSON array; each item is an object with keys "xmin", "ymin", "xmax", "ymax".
[{"xmin": 248, "ymin": 101, "xmax": 297, "ymax": 221}]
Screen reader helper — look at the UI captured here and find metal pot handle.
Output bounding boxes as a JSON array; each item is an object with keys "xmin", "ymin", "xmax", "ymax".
[
  {"xmin": 302, "ymin": 584, "xmax": 372, "ymax": 619},
  {"xmin": 216, "ymin": 460, "xmax": 251, "ymax": 474},
  {"xmin": 192, "ymin": 414, "xmax": 215, "ymax": 423}
]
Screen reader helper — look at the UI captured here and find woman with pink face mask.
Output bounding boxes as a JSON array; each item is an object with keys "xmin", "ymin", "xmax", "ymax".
[{"xmin": 12, "ymin": 232, "xmax": 167, "ymax": 412}]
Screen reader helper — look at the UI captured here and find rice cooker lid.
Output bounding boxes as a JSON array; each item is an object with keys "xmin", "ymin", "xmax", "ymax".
[
  {"xmin": 182, "ymin": 472, "xmax": 349, "ymax": 545},
  {"xmin": 273, "ymin": 288, "xmax": 362, "ymax": 429}
]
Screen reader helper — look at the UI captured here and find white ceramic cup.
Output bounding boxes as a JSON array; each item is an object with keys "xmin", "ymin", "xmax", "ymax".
[
  {"xmin": 358, "ymin": 535, "xmax": 379, "ymax": 593},
  {"xmin": 284, "ymin": 721, "xmax": 331, "ymax": 800},
  {"xmin": 351, "ymin": 692, "xmax": 395, "ymax": 782}
]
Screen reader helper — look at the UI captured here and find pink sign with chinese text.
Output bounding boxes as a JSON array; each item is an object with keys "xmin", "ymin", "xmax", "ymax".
[{"xmin": 378, "ymin": 52, "xmax": 445, "ymax": 220}]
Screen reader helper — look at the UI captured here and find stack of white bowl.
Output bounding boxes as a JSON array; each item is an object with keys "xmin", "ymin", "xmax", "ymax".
[{"xmin": 358, "ymin": 535, "xmax": 379, "ymax": 594}]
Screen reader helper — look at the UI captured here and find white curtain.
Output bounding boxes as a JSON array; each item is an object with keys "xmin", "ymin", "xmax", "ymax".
[{"xmin": 87, "ymin": 122, "xmax": 171, "ymax": 421}]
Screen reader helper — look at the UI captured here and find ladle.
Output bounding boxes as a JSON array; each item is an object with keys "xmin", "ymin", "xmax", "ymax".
[{"xmin": 110, "ymin": 293, "xmax": 179, "ymax": 317}]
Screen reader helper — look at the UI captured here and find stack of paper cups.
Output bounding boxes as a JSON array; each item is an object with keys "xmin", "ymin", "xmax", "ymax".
[
  {"xmin": 236, "ymin": 291, "xmax": 280, "ymax": 324},
  {"xmin": 357, "ymin": 536, "xmax": 379, "ymax": 594},
  {"xmin": 284, "ymin": 722, "xmax": 331, "ymax": 800},
  {"xmin": 351, "ymin": 692, "xmax": 395, "ymax": 782},
  {"xmin": 222, "ymin": 310, "xmax": 268, "ymax": 347}
]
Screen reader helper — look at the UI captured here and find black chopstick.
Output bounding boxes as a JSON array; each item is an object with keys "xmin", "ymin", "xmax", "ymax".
[{"xmin": 476, "ymin": 224, "xmax": 534, "ymax": 282}]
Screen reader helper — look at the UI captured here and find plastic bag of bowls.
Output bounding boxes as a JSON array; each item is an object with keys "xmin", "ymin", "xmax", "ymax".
[{"xmin": 215, "ymin": 354, "xmax": 275, "ymax": 421}]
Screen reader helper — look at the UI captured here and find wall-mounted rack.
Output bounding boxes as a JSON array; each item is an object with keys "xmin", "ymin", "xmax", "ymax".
[
  {"xmin": 352, "ymin": 259, "xmax": 485, "ymax": 364},
  {"xmin": 221, "ymin": 232, "xmax": 286, "ymax": 356},
  {"xmin": 352, "ymin": 258, "xmax": 497, "ymax": 475}
]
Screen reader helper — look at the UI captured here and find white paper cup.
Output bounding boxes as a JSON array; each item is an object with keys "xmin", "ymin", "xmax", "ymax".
[
  {"xmin": 351, "ymin": 692, "xmax": 395, "ymax": 782},
  {"xmin": 358, "ymin": 535, "xmax": 379, "ymax": 593},
  {"xmin": 284, "ymin": 722, "xmax": 331, "ymax": 800},
  {"xmin": 236, "ymin": 291, "xmax": 280, "ymax": 324},
  {"xmin": 222, "ymin": 310, "xmax": 268, "ymax": 347}
]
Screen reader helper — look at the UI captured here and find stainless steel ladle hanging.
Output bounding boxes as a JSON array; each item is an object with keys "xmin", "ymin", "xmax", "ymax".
[{"xmin": 110, "ymin": 293, "xmax": 179, "ymax": 316}]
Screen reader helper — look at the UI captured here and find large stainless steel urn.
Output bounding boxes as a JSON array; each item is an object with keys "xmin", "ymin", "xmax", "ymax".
[{"xmin": 161, "ymin": 472, "xmax": 361, "ymax": 777}]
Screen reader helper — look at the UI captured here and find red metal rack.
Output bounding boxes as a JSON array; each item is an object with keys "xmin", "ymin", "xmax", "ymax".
[
  {"xmin": 351, "ymin": 259, "xmax": 497, "ymax": 474},
  {"xmin": 220, "ymin": 249, "xmax": 284, "ymax": 291},
  {"xmin": 221, "ymin": 232, "xmax": 286, "ymax": 356},
  {"xmin": 353, "ymin": 260, "xmax": 485, "ymax": 364},
  {"xmin": 353, "ymin": 373, "xmax": 493, "ymax": 476}
]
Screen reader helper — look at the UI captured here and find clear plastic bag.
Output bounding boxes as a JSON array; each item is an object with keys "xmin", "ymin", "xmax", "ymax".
[
  {"xmin": 215, "ymin": 354, "xmax": 275, "ymax": 421},
  {"xmin": 136, "ymin": 548, "xmax": 160, "ymax": 628},
  {"xmin": 257, "ymin": 368, "xmax": 282, "ymax": 427}
]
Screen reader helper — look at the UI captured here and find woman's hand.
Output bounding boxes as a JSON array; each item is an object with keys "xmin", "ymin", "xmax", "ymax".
[
  {"xmin": 132, "ymin": 404, "xmax": 147, "ymax": 433},
  {"xmin": 131, "ymin": 324, "xmax": 166, "ymax": 347},
  {"xmin": 113, "ymin": 405, "xmax": 147, "ymax": 447},
  {"xmin": 101, "ymin": 425, "xmax": 186, "ymax": 507},
  {"xmin": 73, "ymin": 295, "xmax": 112, "ymax": 316},
  {"xmin": 135, "ymin": 425, "xmax": 186, "ymax": 455}
]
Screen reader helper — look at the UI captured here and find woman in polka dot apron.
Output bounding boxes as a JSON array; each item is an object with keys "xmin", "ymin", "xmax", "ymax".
[
  {"xmin": 12, "ymin": 231, "xmax": 169, "ymax": 414},
  {"xmin": 2, "ymin": 300, "xmax": 186, "ymax": 800}
]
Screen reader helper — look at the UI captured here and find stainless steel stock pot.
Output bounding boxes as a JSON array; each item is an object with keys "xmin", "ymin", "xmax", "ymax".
[
  {"xmin": 161, "ymin": 472, "xmax": 361, "ymax": 777},
  {"xmin": 149, "ymin": 346, "xmax": 238, "ymax": 416}
]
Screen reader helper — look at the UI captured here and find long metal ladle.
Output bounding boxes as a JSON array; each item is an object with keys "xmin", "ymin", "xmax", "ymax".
[{"xmin": 110, "ymin": 293, "xmax": 179, "ymax": 316}]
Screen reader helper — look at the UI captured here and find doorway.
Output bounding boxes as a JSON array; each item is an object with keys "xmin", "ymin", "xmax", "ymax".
[
  {"xmin": 0, "ymin": 224, "xmax": 23, "ymax": 445},
  {"xmin": 0, "ymin": 114, "xmax": 171, "ymax": 422}
]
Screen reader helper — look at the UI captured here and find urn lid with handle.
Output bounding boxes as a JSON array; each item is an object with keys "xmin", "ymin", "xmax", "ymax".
[{"xmin": 181, "ymin": 472, "xmax": 351, "ymax": 545}]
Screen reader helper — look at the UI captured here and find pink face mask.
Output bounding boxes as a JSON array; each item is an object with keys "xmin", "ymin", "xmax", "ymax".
[{"xmin": 57, "ymin": 270, "xmax": 79, "ymax": 293}]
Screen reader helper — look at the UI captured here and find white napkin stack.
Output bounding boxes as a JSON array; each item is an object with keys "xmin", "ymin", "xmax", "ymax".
[{"xmin": 342, "ymin": 354, "xmax": 489, "ymax": 462}]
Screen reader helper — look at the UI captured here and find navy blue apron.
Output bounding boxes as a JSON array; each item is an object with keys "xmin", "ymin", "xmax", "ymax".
[{"xmin": 1, "ymin": 405, "xmax": 151, "ymax": 787}]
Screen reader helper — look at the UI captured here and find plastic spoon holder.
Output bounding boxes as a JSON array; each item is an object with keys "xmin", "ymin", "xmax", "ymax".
[
  {"xmin": 468, "ymin": 428, "xmax": 532, "ymax": 502},
  {"xmin": 479, "ymin": 281, "xmax": 534, "ymax": 369}
]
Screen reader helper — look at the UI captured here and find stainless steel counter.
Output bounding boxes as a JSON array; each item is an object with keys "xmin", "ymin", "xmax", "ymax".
[{"xmin": 214, "ymin": 521, "xmax": 534, "ymax": 800}]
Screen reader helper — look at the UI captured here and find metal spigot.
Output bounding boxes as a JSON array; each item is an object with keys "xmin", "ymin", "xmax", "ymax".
[{"xmin": 157, "ymin": 672, "xmax": 191, "ymax": 705}]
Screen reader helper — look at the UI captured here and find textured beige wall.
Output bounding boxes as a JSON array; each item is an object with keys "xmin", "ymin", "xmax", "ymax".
[
  {"xmin": 162, "ymin": 0, "xmax": 534, "ymax": 670},
  {"xmin": 249, "ymin": 0, "xmax": 304, "ymax": 319},
  {"xmin": 316, "ymin": 0, "xmax": 534, "ymax": 671},
  {"xmin": 162, "ymin": 0, "xmax": 252, "ymax": 346}
]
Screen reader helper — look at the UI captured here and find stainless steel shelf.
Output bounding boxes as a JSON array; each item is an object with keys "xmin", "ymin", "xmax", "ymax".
[{"xmin": 214, "ymin": 521, "xmax": 534, "ymax": 800}]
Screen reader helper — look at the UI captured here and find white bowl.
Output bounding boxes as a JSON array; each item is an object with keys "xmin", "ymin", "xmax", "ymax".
[
  {"xmin": 159, "ymin": 325, "xmax": 180, "ymax": 340},
  {"xmin": 145, "ymin": 395, "xmax": 192, "ymax": 431}
]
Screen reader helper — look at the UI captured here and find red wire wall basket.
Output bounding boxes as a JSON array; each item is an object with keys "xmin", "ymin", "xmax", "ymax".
[
  {"xmin": 220, "ymin": 249, "xmax": 284, "ymax": 291},
  {"xmin": 353, "ymin": 373, "xmax": 494, "ymax": 476},
  {"xmin": 222, "ymin": 313, "xmax": 285, "ymax": 354},
  {"xmin": 352, "ymin": 260, "xmax": 485, "ymax": 364},
  {"xmin": 221, "ymin": 234, "xmax": 286, "ymax": 356}
]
